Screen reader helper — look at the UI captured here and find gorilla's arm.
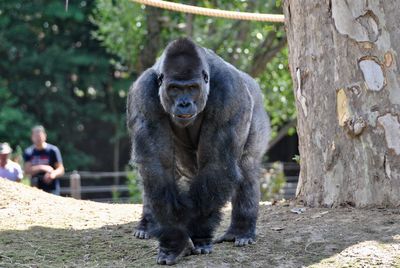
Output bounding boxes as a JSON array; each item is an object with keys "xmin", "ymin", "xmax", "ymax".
[{"xmin": 127, "ymin": 69, "xmax": 192, "ymax": 255}]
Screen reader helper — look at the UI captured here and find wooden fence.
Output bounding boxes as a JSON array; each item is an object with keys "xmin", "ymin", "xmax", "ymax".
[
  {"xmin": 59, "ymin": 171, "xmax": 131, "ymax": 202},
  {"xmin": 59, "ymin": 163, "xmax": 300, "ymax": 203}
]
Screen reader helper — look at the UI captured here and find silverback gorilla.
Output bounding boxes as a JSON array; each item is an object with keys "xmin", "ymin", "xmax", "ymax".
[{"xmin": 127, "ymin": 38, "xmax": 270, "ymax": 265}]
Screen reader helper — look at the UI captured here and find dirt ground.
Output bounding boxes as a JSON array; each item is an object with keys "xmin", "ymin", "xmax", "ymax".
[{"xmin": 0, "ymin": 179, "xmax": 399, "ymax": 268}]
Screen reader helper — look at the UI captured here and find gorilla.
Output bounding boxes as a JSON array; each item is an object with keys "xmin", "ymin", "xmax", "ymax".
[{"xmin": 127, "ymin": 38, "xmax": 270, "ymax": 265}]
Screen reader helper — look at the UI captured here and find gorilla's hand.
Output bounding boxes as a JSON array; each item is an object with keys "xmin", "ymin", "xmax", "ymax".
[
  {"xmin": 214, "ymin": 229, "xmax": 256, "ymax": 247},
  {"xmin": 157, "ymin": 230, "xmax": 194, "ymax": 265},
  {"xmin": 191, "ymin": 238, "xmax": 213, "ymax": 255}
]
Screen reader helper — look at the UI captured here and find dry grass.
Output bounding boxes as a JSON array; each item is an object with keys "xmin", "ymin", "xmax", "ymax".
[{"xmin": 0, "ymin": 179, "xmax": 399, "ymax": 267}]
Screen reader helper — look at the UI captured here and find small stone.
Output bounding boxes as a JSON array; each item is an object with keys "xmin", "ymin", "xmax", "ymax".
[{"xmin": 291, "ymin": 207, "xmax": 306, "ymax": 214}]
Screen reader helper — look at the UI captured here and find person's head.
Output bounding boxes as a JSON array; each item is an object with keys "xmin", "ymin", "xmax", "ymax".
[
  {"xmin": 31, "ymin": 125, "xmax": 47, "ymax": 147},
  {"xmin": 0, "ymin": 142, "xmax": 12, "ymax": 167}
]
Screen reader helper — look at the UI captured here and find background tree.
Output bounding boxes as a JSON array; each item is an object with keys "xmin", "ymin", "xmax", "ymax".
[{"xmin": 283, "ymin": 0, "xmax": 400, "ymax": 207}]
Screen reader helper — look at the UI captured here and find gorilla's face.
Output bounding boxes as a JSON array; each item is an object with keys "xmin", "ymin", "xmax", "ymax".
[
  {"xmin": 158, "ymin": 39, "xmax": 210, "ymax": 128},
  {"xmin": 159, "ymin": 69, "xmax": 209, "ymax": 128}
]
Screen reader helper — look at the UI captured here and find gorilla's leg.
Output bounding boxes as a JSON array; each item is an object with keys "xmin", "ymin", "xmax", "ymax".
[
  {"xmin": 136, "ymin": 162, "xmax": 194, "ymax": 265},
  {"xmin": 187, "ymin": 162, "xmax": 242, "ymax": 254},
  {"xmin": 216, "ymin": 160, "xmax": 260, "ymax": 246},
  {"xmin": 134, "ymin": 192, "xmax": 155, "ymax": 239}
]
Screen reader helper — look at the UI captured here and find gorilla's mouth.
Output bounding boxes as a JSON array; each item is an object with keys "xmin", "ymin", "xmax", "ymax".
[{"xmin": 174, "ymin": 114, "xmax": 195, "ymax": 119}]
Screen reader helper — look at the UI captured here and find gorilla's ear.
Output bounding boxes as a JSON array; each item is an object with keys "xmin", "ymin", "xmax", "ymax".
[
  {"xmin": 202, "ymin": 70, "xmax": 208, "ymax": 84},
  {"xmin": 157, "ymin": 73, "xmax": 164, "ymax": 86}
]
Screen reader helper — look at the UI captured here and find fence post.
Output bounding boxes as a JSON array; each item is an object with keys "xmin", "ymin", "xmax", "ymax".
[{"xmin": 70, "ymin": 171, "xmax": 81, "ymax": 199}]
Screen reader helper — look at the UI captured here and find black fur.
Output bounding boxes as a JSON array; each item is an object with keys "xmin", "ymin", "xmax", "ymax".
[{"xmin": 127, "ymin": 38, "xmax": 270, "ymax": 265}]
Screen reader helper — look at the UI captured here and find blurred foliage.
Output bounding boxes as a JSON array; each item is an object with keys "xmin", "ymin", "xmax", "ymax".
[
  {"xmin": 0, "ymin": 79, "xmax": 35, "ymax": 151},
  {"xmin": 260, "ymin": 48, "xmax": 296, "ymax": 130},
  {"xmin": 292, "ymin": 154, "xmax": 300, "ymax": 164},
  {"xmin": 260, "ymin": 162, "xmax": 286, "ymax": 201},
  {"xmin": 126, "ymin": 167, "xmax": 142, "ymax": 204},
  {"xmin": 112, "ymin": 186, "xmax": 121, "ymax": 201}
]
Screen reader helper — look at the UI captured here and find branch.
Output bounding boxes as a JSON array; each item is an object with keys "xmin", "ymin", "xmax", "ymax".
[
  {"xmin": 185, "ymin": 0, "xmax": 196, "ymax": 37},
  {"xmin": 211, "ymin": 1, "xmax": 255, "ymax": 53},
  {"xmin": 210, "ymin": 20, "xmax": 241, "ymax": 52},
  {"xmin": 248, "ymin": 32, "xmax": 287, "ymax": 78}
]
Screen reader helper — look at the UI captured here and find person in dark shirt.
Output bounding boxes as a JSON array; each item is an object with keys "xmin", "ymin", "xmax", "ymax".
[{"xmin": 23, "ymin": 125, "xmax": 65, "ymax": 195}]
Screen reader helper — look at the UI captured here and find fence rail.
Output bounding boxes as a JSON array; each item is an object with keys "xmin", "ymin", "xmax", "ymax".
[
  {"xmin": 59, "ymin": 170, "xmax": 132, "ymax": 201},
  {"xmin": 60, "ymin": 185, "xmax": 130, "ymax": 195},
  {"xmin": 59, "ymin": 171, "xmax": 129, "ymax": 179}
]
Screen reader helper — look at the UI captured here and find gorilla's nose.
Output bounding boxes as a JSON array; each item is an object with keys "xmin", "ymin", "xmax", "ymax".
[
  {"xmin": 175, "ymin": 99, "xmax": 195, "ymax": 119},
  {"xmin": 178, "ymin": 100, "xmax": 192, "ymax": 108}
]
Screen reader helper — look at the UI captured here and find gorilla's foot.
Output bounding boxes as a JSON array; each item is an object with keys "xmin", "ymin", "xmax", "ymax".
[
  {"xmin": 157, "ymin": 238, "xmax": 194, "ymax": 265},
  {"xmin": 133, "ymin": 228, "xmax": 150, "ymax": 239},
  {"xmin": 192, "ymin": 239, "xmax": 213, "ymax": 255},
  {"xmin": 133, "ymin": 218, "xmax": 151, "ymax": 239},
  {"xmin": 234, "ymin": 236, "xmax": 255, "ymax": 247},
  {"xmin": 156, "ymin": 249, "xmax": 179, "ymax": 265},
  {"xmin": 214, "ymin": 229, "xmax": 255, "ymax": 247}
]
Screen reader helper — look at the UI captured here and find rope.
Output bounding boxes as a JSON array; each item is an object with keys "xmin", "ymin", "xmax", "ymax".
[{"xmin": 131, "ymin": 0, "xmax": 285, "ymax": 22}]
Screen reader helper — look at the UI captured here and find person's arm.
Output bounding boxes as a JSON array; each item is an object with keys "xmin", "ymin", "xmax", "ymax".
[
  {"xmin": 43, "ymin": 147, "xmax": 64, "ymax": 182},
  {"xmin": 24, "ymin": 162, "xmax": 54, "ymax": 176},
  {"xmin": 50, "ymin": 162, "xmax": 64, "ymax": 178},
  {"xmin": 43, "ymin": 162, "xmax": 64, "ymax": 183},
  {"xmin": 15, "ymin": 163, "xmax": 23, "ymax": 183}
]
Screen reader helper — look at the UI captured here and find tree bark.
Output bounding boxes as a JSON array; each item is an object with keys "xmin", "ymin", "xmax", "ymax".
[{"xmin": 283, "ymin": 0, "xmax": 400, "ymax": 207}]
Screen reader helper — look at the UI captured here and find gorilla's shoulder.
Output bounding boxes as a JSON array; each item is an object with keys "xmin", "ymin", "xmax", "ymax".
[
  {"xmin": 129, "ymin": 69, "xmax": 159, "ymax": 100},
  {"xmin": 205, "ymin": 51, "xmax": 254, "ymax": 114},
  {"xmin": 127, "ymin": 68, "xmax": 164, "ymax": 120}
]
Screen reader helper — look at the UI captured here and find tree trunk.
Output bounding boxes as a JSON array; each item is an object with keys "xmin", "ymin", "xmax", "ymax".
[
  {"xmin": 138, "ymin": 7, "xmax": 162, "ymax": 72},
  {"xmin": 283, "ymin": 0, "xmax": 400, "ymax": 207}
]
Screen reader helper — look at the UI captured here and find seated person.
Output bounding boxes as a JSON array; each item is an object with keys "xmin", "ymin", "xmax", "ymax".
[
  {"xmin": 0, "ymin": 142, "xmax": 23, "ymax": 182},
  {"xmin": 24, "ymin": 126, "xmax": 65, "ymax": 195}
]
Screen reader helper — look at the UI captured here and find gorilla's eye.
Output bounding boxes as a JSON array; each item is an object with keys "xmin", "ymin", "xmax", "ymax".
[
  {"xmin": 167, "ymin": 86, "xmax": 181, "ymax": 97},
  {"xmin": 168, "ymin": 86, "xmax": 180, "ymax": 91}
]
